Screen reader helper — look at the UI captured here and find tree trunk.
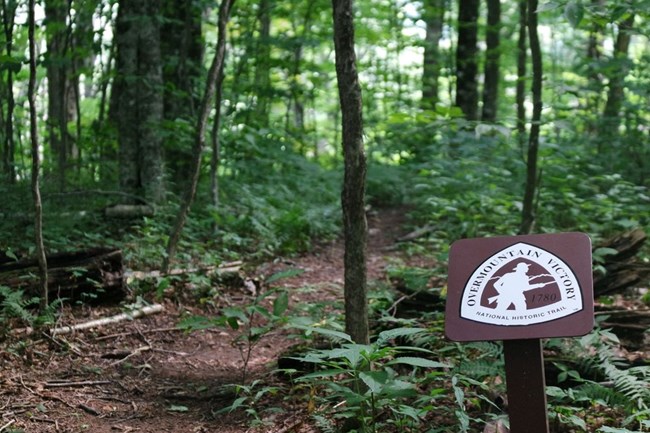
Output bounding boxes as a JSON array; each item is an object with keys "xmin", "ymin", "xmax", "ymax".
[
  {"xmin": 520, "ymin": 0, "xmax": 543, "ymax": 235},
  {"xmin": 455, "ymin": 0, "xmax": 480, "ymax": 121},
  {"xmin": 210, "ymin": 72, "xmax": 225, "ymax": 218},
  {"xmin": 481, "ymin": 0, "xmax": 501, "ymax": 122},
  {"xmin": 163, "ymin": 0, "xmax": 236, "ymax": 273},
  {"xmin": 516, "ymin": 0, "xmax": 527, "ymax": 147},
  {"xmin": 1, "ymin": 0, "xmax": 17, "ymax": 183},
  {"xmin": 28, "ymin": 0, "xmax": 48, "ymax": 310},
  {"xmin": 161, "ymin": 0, "xmax": 204, "ymax": 183},
  {"xmin": 254, "ymin": 0, "xmax": 272, "ymax": 127},
  {"xmin": 421, "ymin": 0, "xmax": 444, "ymax": 110},
  {"xmin": 601, "ymin": 15, "xmax": 635, "ymax": 135},
  {"xmin": 332, "ymin": 0, "xmax": 369, "ymax": 345},
  {"xmin": 287, "ymin": 0, "xmax": 316, "ymax": 135},
  {"xmin": 45, "ymin": 0, "xmax": 75, "ymax": 191},
  {"xmin": 113, "ymin": 0, "xmax": 165, "ymax": 204}
]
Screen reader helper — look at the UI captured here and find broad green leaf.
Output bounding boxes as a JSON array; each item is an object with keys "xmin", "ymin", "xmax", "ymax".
[
  {"xmin": 296, "ymin": 369, "xmax": 346, "ymax": 381},
  {"xmin": 359, "ymin": 370, "xmax": 388, "ymax": 394},
  {"xmin": 385, "ymin": 357, "xmax": 450, "ymax": 369},
  {"xmin": 266, "ymin": 268, "xmax": 304, "ymax": 284},
  {"xmin": 564, "ymin": 1, "xmax": 584, "ymax": 27},
  {"xmin": 294, "ymin": 325, "xmax": 353, "ymax": 343},
  {"xmin": 223, "ymin": 307, "xmax": 248, "ymax": 323},
  {"xmin": 536, "ymin": 2, "xmax": 560, "ymax": 13},
  {"xmin": 273, "ymin": 291, "xmax": 289, "ymax": 317}
]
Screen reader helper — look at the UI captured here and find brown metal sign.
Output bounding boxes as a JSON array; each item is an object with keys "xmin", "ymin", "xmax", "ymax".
[{"xmin": 446, "ymin": 232, "xmax": 594, "ymax": 342}]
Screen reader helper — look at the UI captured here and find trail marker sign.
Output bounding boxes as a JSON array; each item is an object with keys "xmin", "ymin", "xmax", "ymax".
[{"xmin": 445, "ymin": 232, "xmax": 594, "ymax": 433}]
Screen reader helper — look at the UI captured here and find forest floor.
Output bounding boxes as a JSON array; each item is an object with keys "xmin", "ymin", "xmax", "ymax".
[{"xmin": 0, "ymin": 207, "xmax": 439, "ymax": 433}]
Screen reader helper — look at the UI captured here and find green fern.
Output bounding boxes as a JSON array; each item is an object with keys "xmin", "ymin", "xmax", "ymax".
[
  {"xmin": 0, "ymin": 285, "xmax": 37, "ymax": 326},
  {"xmin": 577, "ymin": 329, "xmax": 650, "ymax": 410}
]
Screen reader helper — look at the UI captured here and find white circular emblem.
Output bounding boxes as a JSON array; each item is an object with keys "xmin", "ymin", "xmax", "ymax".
[{"xmin": 460, "ymin": 242, "xmax": 583, "ymax": 326}]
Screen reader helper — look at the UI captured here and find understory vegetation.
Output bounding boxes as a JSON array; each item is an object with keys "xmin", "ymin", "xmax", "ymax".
[{"xmin": 1, "ymin": 0, "xmax": 650, "ymax": 432}]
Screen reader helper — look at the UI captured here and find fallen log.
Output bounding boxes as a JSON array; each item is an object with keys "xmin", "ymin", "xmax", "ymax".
[
  {"xmin": 104, "ymin": 204, "xmax": 154, "ymax": 218},
  {"xmin": 0, "ymin": 248, "xmax": 126, "ymax": 304},
  {"xmin": 593, "ymin": 229, "xmax": 650, "ymax": 297},
  {"xmin": 50, "ymin": 303, "xmax": 164, "ymax": 335}
]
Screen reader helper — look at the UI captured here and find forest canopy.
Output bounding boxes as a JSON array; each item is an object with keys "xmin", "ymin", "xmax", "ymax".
[{"xmin": 0, "ymin": 1, "xmax": 648, "ymax": 250}]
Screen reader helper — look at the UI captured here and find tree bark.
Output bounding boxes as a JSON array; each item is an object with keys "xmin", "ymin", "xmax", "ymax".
[
  {"xmin": 161, "ymin": 0, "xmax": 204, "ymax": 182},
  {"xmin": 516, "ymin": 0, "xmax": 527, "ymax": 147},
  {"xmin": 421, "ymin": 0, "xmax": 444, "ymax": 110},
  {"xmin": 1, "ymin": 0, "xmax": 16, "ymax": 183},
  {"xmin": 113, "ymin": 0, "xmax": 165, "ymax": 204},
  {"xmin": 254, "ymin": 0, "xmax": 272, "ymax": 127},
  {"xmin": 520, "ymin": 0, "xmax": 543, "ymax": 235},
  {"xmin": 455, "ymin": 0, "xmax": 480, "ymax": 121},
  {"xmin": 163, "ymin": 0, "xmax": 236, "ymax": 273},
  {"xmin": 45, "ymin": 0, "xmax": 75, "ymax": 191},
  {"xmin": 28, "ymin": 0, "xmax": 48, "ymax": 310},
  {"xmin": 332, "ymin": 0, "xmax": 369, "ymax": 345},
  {"xmin": 601, "ymin": 14, "xmax": 635, "ymax": 135},
  {"xmin": 481, "ymin": 0, "xmax": 501, "ymax": 122}
]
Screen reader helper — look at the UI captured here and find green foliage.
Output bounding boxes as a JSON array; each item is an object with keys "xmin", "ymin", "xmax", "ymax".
[
  {"xmin": 546, "ymin": 325, "xmax": 650, "ymax": 432},
  {"xmin": 0, "ymin": 285, "xmax": 38, "ymax": 330},
  {"xmin": 291, "ymin": 326, "xmax": 451, "ymax": 432},
  {"xmin": 215, "ymin": 379, "xmax": 282, "ymax": 426}
]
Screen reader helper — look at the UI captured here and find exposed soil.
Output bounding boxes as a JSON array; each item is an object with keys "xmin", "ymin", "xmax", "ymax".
[{"xmin": 1, "ymin": 207, "xmax": 435, "ymax": 433}]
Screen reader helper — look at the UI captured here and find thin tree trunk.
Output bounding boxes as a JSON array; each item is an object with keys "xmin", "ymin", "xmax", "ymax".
[
  {"xmin": 455, "ymin": 0, "xmax": 480, "ymax": 121},
  {"xmin": 288, "ymin": 0, "xmax": 316, "ymax": 135},
  {"xmin": 210, "ymin": 70, "xmax": 226, "ymax": 216},
  {"xmin": 602, "ymin": 15, "xmax": 635, "ymax": 134},
  {"xmin": 421, "ymin": 0, "xmax": 444, "ymax": 110},
  {"xmin": 520, "ymin": 0, "xmax": 543, "ymax": 235},
  {"xmin": 163, "ymin": 0, "xmax": 236, "ymax": 273},
  {"xmin": 332, "ymin": 0, "xmax": 369, "ymax": 345},
  {"xmin": 516, "ymin": 0, "xmax": 527, "ymax": 148},
  {"xmin": 254, "ymin": 0, "xmax": 271, "ymax": 127},
  {"xmin": 1, "ymin": 0, "xmax": 16, "ymax": 183},
  {"xmin": 481, "ymin": 0, "xmax": 501, "ymax": 122},
  {"xmin": 28, "ymin": 0, "xmax": 48, "ymax": 310}
]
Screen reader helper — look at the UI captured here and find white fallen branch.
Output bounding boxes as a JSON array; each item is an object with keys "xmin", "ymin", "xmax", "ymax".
[
  {"xmin": 50, "ymin": 304, "xmax": 164, "ymax": 336},
  {"xmin": 125, "ymin": 261, "xmax": 242, "ymax": 280}
]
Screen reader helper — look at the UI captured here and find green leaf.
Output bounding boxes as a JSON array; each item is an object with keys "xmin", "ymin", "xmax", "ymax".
[
  {"xmin": 536, "ymin": 2, "xmax": 560, "ymax": 13},
  {"xmin": 223, "ymin": 307, "xmax": 248, "ymax": 323},
  {"xmin": 385, "ymin": 357, "xmax": 450, "ymax": 369},
  {"xmin": 568, "ymin": 415, "xmax": 587, "ymax": 430},
  {"xmin": 5, "ymin": 249, "xmax": 17, "ymax": 261},
  {"xmin": 226, "ymin": 316, "xmax": 240, "ymax": 330},
  {"xmin": 266, "ymin": 268, "xmax": 304, "ymax": 284},
  {"xmin": 377, "ymin": 327, "xmax": 427, "ymax": 345},
  {"xmin": 177, "ymin": 315, "xmax": 224, "ymax": 331},
  {"xmin": 564, "ymin": 1, "xmax": 584, "ymax": 27},
  {"xmin": 359, "ymin": 370, "xmax": 388, "ymax": 394},
  {"xmin": 296, "ymin": 369, "xmax": 346, "ymax": 381},
  {"xmin": 324, "ymin": 344, "xmax": 371, "ymax": 367},
  {"xmin": 273, "ymin": 291, "xmax": 289, "ymax": 317},
  {"xmin": 294, "ymin": 325, "xmax": 353, "ymax": 343}
]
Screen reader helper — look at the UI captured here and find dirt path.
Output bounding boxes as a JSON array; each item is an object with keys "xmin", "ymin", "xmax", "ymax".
[{"xmin": 0, "ymin": 207, "xmax": 429, "ymax": 433}]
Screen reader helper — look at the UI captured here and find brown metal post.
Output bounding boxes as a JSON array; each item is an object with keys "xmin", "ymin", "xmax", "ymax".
[{"xmin": 503, "ymin": 339, "xmax": 549, "ymax": 433}]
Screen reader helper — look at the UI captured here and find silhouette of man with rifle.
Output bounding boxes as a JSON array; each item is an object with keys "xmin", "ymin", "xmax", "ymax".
[{"xmin": 489, "ymin": 262, "xmax": 553, "ymax": 312}]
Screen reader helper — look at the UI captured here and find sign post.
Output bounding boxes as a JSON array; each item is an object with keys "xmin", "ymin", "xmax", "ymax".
[{"xmin": 445, "ymin": 233, "xmax": 594, "ymax": 432}]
